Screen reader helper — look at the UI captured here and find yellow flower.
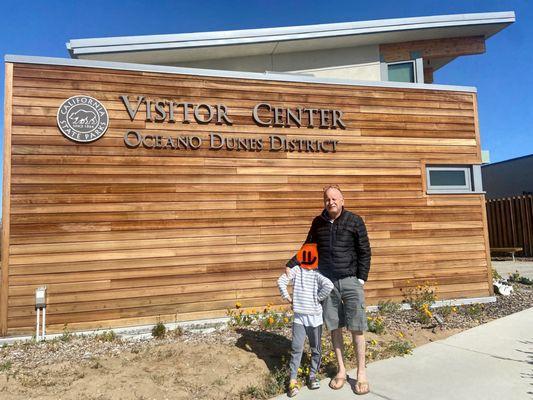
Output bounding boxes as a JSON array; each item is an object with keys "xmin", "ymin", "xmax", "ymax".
[
  {"xmin": 251, "ymin": 308, "xmax": 256, "ymax": 314},
  {"xmin": 370, "ymin": 339, "xmax": 377, "ymax": 346},
  {"xmin": 398, "ymin": 332, "xmax": 404, "ymax": 338},
  {"xmin": 235, "ymin": 302, "xmax": 242, "ymax": 309},
  {"xmin": 452, "ymin": 307, "xmax": 457, "ymax": 312},
  {"xmin": 268, "ymin": 317, "xmax": 275, "ymax": 324},
  {"xmin": 283, "ymin": 317, "xmax": 289, "ymax": 323}
]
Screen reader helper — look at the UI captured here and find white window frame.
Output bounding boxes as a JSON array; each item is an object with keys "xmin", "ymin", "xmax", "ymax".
[{"xmin": 381, "ymin": 58, "xmax": 424, "ymax": 83}]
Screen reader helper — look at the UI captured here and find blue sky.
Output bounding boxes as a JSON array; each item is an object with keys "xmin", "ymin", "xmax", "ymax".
[{"xmin": 0, "ymin": 0, "xmax": 531, "ymax": 189}]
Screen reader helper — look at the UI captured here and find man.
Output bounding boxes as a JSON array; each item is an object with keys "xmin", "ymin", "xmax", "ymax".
[{"xmin": 286, "ymin": 184, "xmax": 371, "ymax": 395}]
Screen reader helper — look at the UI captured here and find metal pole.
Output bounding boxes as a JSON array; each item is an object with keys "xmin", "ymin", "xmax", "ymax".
[
  {"xmin": 42, "ymin": 308, "xmax": 46, "ymax": 340},
  {"xmin": 36, "ymin": 308, "xmax": 40, "ymax": 341}
]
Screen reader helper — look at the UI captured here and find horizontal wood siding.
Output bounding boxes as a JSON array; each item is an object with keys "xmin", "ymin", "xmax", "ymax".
[{"xmin": 3, "ymin": 63, "xmax": 490, "ymax": 335}]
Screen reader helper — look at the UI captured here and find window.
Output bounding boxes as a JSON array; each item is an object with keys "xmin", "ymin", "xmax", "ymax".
[
  {"xmin": 387, "ymin": 61, "xmax": 416, "ymax": 83},
  {"xmin": 381, "ymin": 58, "xmax": 424, "ymax": 83},
  {"xmin": 426, "ymin": 165, "xmax": 484, "ymax": 194}
]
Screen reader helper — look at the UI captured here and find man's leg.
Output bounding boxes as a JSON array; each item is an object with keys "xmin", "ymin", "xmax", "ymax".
[
  {"xmin": 340, "ymin": 277, "xmax": 369, "ymax": 393},
  {"xmin": 352, "ymin": 330, "xmax": 369, "ymax": 393},
  {"xmin": 323, "ymin": 282, "xmax": 349, "ymax": 389},
  {"xmin": 331, "ymin": 328, "xmax": 347, "ymax": 381}
]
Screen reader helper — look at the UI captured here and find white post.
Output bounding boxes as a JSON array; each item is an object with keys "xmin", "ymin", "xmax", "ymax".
[
  {"xmin": 42, "ymin": 308, "xmax": 46, "ymax": 340},
  {"xmin": 36, "ymin": 308, "xmax": 41, "ymax": 341}
]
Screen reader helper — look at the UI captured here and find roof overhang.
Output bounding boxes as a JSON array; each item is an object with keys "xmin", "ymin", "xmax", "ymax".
[
  {"xmin": 3, "ymin": 54, "xmax": 478, "ymax": 93},
  {"xmin": 66, "ymin": 11, "xmax": 515, "ymax": 65}
]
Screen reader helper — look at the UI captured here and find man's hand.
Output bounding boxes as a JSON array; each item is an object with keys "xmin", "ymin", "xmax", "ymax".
[{"xmin": 284, "ymin": 296, "xmax": 293, "ymax": 304}]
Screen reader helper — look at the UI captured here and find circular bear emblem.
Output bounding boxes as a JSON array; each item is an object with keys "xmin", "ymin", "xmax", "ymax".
[{"xmin": 57, "ymin": 95, "xmax": 109, "ymax": 143}]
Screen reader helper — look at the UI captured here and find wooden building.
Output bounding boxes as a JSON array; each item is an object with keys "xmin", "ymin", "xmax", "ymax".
[{"xmin": 1, "ymin": 12, "xmax": 515, "ymax": 336}]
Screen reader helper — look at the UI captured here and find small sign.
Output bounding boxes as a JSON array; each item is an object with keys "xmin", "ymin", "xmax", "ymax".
[
  {"xmin": 57, "ymin": 95, "xmax": 109, "ymax": 143},
  {"xmin": 297, "ymin": 243, "xmax": 319, "ymax": 269}
]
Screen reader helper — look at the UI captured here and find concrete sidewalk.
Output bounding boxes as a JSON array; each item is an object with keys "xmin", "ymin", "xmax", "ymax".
[
  {"xmin": 493, "ymin": 260, "xmax": 533, "ymax": 280},
  {"xmin": 273, "ymin": 307, "xmax": 533, "ymax": 400}
]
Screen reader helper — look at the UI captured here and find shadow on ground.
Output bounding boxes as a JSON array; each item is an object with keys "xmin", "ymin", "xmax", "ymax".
[{"xmin": 235, "ymin": 328, "xmax": 291, "ymax": 372}]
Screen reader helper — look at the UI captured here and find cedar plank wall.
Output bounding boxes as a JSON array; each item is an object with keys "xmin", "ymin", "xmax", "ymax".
[{"xmin": 2, "ymin": 62, "xmax": 491, "ymax": 335}]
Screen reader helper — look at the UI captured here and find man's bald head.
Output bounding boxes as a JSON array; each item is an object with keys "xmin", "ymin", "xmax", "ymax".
[
  {"xmin": 323, "ymin": 185, "xmax": 344, "ymax": 220},
  {"xmin": 323, "ymin": 184, "xmax": 344, "ymax": 201}
]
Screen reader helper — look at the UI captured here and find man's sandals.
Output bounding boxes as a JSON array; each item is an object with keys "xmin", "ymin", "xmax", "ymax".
[
  {"xmin": 329, "ymin": 376, "xmax": 346, "ymax": 390},
  {"xmin": 329, "ymin": 376, "xmax": 370, "ymax": 395},
  {"xmin": 354, "ymin": 380, "xmax": 370, "ymax": 395}
]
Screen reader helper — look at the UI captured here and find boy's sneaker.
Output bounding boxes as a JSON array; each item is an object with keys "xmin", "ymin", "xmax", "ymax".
[
  {"xmin": 288, "ymin": 382, "xmax": 300, "ymax": 397},
  {"xmin": 308, "ymin": 377, "xmax": 320, "ymax": 390}
]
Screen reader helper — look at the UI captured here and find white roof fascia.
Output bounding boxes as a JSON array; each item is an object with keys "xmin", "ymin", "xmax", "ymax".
[
  {"xmin": 67, "ymin": 11, "xmax": 515, "ymax": 56},
  {"xmin": 4, "ymin": 54, "xmax": 477, "ymax": 93}
]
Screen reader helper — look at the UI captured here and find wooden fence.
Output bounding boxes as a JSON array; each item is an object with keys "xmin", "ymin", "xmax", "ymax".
[{"xmin": 486, "ymin": 195, "xmax": 533, "ymax": 257}]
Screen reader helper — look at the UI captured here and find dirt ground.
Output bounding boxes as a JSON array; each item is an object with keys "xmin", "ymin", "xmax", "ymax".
[
  {"xmin": 1, "ymin": 283, "xmax": 531, "ymax": 400},
  {"xmin": 0, "ymin": 338, "xmax": 273, "ymax": 400},
  {"xmin": 0, "ymin": 323, "xmax": 475, "ymax": 400},
  {"xmin": 0, "ymin": 329, "xmax": 457, "ymax": 400}
]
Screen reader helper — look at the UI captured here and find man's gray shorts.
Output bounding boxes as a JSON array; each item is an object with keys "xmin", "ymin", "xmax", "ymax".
[{"xmin": 322, "ymin": 276, "xmax": 367, "ymax": 332}]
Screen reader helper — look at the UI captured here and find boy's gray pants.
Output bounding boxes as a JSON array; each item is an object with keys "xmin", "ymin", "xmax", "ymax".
[{"xmin": 289, "ymin": 323, "xmax": 322, "ymax": 380}]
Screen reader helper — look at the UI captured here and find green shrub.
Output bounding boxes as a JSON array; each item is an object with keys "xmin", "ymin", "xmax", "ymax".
[
  {"xmin": 403, "ymin": 282, "xmax": 437, "ymax": 324},
  {"xmin": 438, "ymin": 305, "xmax": 458, "ymax": 320},
  {"xmin": 151, "ymin": 322, "xmax": 166, "ymax": 339},
  {"xmin": 465, "ymin": 303, "xmax": 484, "ymax": 319},
  {"xmin": 492, "ymin": 268, "xmax": 502, "ymax": 281},
  {"xmin": 386, "ymin": 339, "xmax": 413, "ymax": 356},
  {"xmin": 377, "ymin": 300, "xmax": 402, "ymax": 315},
  {"xmin": 0, "ymin": 361, "xmax": 12, "ymax": 372},
  {"xmin": 508, "ymin": 271, "xmax": 533, "ymax": 285},
  {"xmin": 367, "ymin": 315, "xmax": 385, "ymax": 334},
  {"xmin": 238, "ymin": 366, "xmax": 288, "ymax": 399},
  {"xmin": 95, "ymin": 330, "xmax": 118, "ymax": 342},
  {"xmin": 60, "ymin": 324, "xmax": 73, "ymax": 342},
  {"xmin": 227, "ymin": 303, "xmax": 292, "ymax": 330},
  {"xmin": 168, "ymin": 326, "xmax": 184, "ymax": 338}
]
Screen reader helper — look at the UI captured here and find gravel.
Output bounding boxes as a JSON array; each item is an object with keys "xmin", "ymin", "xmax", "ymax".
[{"xmin": 379, "ymin": 283, "xmax": 533, "ymax": 332}]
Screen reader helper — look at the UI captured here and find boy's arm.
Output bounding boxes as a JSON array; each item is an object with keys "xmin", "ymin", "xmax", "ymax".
[
  {"xmin": 316, "ymin": 273, "xmax": 334, "ymax": 302},
  {"xmin": 277, "ymin": 266, "xmax": 297, "ymax": 302}
]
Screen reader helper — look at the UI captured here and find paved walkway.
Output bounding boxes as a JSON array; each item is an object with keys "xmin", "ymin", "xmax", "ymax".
[
  {"xmin": 493, "ymin": 260, "xmax": 533, "ymax": 280},
  {"xmin": 273, "ymin": 307, "xmax": 533, "ymax": 400}
]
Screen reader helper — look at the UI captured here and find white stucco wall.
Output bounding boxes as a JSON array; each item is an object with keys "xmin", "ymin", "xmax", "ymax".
[{"xmin": 175, "ymin": 45, "xmax": 381, "ymax": 81}]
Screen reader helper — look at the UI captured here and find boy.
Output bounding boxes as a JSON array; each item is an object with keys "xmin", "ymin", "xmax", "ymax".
[{"xmin": 277, "ymin": 247, "xmax": 334, "ymax": 397}]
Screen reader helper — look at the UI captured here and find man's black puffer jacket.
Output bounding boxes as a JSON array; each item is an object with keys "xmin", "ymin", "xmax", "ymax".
[{"xmin": 287, "ymin": 208, "xmax": 371, "ymax": 281}]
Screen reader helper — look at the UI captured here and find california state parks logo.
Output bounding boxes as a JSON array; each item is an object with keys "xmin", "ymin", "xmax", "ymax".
[{"xmin": 57, "ymin": 95, "xmax": 109, "ymax": 143}]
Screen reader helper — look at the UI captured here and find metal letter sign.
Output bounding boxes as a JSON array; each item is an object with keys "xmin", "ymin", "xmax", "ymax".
[{"xmin": 57, "ymin": 95, "xmax": 109, "ymax": 143}]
